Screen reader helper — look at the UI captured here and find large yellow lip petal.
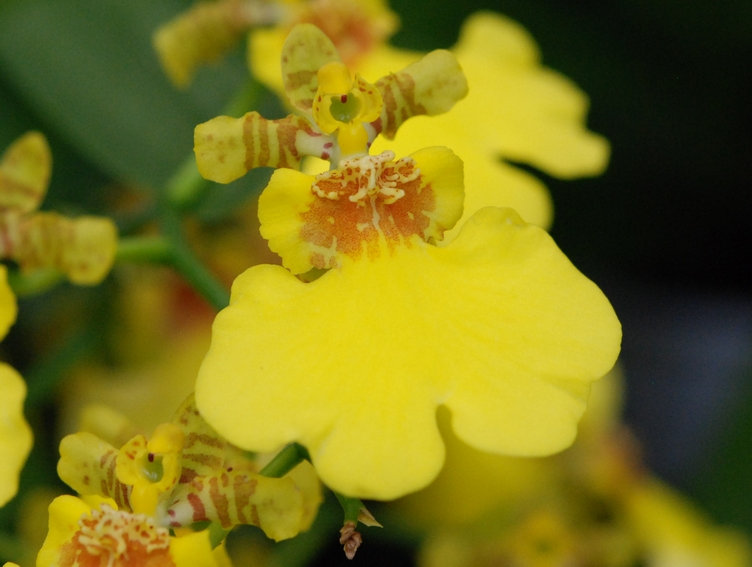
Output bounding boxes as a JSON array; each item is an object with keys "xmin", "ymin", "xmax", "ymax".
[{"xmin": 196, "ymin": 207, "xmax": 620, "ymax": 499}]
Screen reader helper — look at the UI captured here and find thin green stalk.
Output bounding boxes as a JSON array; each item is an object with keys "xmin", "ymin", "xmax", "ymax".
[
  {"xmin": 334, "ymin": 492, "xmax": 367, "ymax": 525},
  {"xmin": 7, "ymin": 268, "xmax": 63, "ymax": 297},
  {"xmin": 158, "ymin": 204, "xmax": 229, "ymax": 311},
  {"xmin": 260, "ymin": 443, "xmax": 310, "ymax": 478},
  {"xmin": 115, "ymin": 235, "xmax": 172, "ymax": 263}
]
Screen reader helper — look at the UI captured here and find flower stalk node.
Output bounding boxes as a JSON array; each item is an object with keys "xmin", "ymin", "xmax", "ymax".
[{"xmin": 339, "ymin": 521, "xmax": 362, "ymax": 560}]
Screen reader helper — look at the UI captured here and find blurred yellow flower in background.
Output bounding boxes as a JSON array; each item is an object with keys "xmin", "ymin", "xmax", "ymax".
[
  {"xmin": 393, "ymin": 371, "xmax": 752, "ymax": 567},
  {"xmin": 0, "ymin": 132, "xmax": 117, "ymax": 286},
  {"xmin": 154, "ymin": 0, "xmax": 397, "ymax": 88},
  {"xmin": 0, "ymin": 264, "xmax": 32, "ymax": 509}
]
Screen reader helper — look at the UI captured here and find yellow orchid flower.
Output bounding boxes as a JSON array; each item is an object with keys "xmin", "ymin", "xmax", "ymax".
[
  {"xmin": 0, "ymin": 132, "xmax": 117, "ymax": 285},
  {"xmin": 57, "ymin": 395, "xmax": 321, "ymax": 542},
  {"xmin": 195, "ymin": 129, "xmax": 620, "ymax": 499},
  {"xmin": 0, "ymin": 264, "xmax": 32, "ymax": 508},
  {"xmin": 193, "ymin": 23, "xmax": 467, "ymax": 182},
  {"xmin": 35, "ymin": 495, "xmax": 230, "ymax": 567}
]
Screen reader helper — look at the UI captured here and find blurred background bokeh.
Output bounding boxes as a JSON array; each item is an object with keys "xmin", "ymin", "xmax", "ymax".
[{"xmin": 1, "ymin": 0, "xmax": 750, "ymax": 564}]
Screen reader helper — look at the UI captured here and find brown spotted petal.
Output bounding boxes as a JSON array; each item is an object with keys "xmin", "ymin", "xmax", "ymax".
[
  {"xmin": 168, "ymin": 394, "xmax": 323, "ymax": 539},
  {"xmin": 3, "ymin": 212, "xmax": 117, "ymax": 285},
  {"xmin": 57, "ymin": 432, "xmax": 132, "ymax": 510},
  {"xmin": 171, "ymin": 394, "xmax": 250, "ymax": 484},
  {"xmin": 281, "ymin": 23, "xmax": 341, "ymax": 113},
  {"xmin": 194, "ymin": 111, "xmax": 321, "ymax": 184},
  {"xmin": 374, "ymin": 49, "xmax": 469, "ymax": 139},
  {"xmin": 166, "ymin": 470, "xmax": 310, "ymax": 541},
  {"xmin": 0, "ymin": 131, "xmax": 51, "ymax": 213}
]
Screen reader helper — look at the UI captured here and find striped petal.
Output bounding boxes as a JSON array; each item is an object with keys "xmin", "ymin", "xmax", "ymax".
[
  {"xmin": 194, "ymin": 112, "xmax": 320, "ymax": 184},
  {"xmin": 0, "ymin": 131, "xmax": 50, "ymax": 213}
]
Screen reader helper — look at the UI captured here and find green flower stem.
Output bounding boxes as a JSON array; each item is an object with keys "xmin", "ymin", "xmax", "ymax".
[
  {"xmin": 165, "ymin": 154, "xmax": 208, "ymax": 211},
  {"xmin": 115, "ymin": 235, "xmax": 172, "ymax": 263},
  {"xmin": 166, "ymin": 79, "xmax": 262, "ymax": 210},
  {"xmin": 260, "ymin": 443, "xmax": 310, "ymax": 478},
  {"xmin": 158, "ymin": 204, "xmax": 230, "ymax": 311},
  {"xmin": 7, "ymin": 268, "xmax": 64, "ymax": 297},
  {"xmin": 334, "ymin": 492, "xmax": 366, "ymax": 525}
]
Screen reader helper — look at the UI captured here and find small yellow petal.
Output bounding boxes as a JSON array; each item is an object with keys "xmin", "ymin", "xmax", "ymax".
[
  {"xmin": 259, "ymin": 147, "xmax": 463, "ymax": 273},
  {"xmin": 317, "ymin": 61, "xmax": 354, "ymax": 95},
  {"xmin": 36, "ymin": 495, "xmax": 94, "ymax": 567},
  {"xmin": 166, "ymin": 469, "xmax": 318, "ymax": 541},
  {"xmin": 374, "ymin": 49, "xmax": 468, "ymax": 139},
  {"xmin": 194, "ymin": 112, "xmax": 311, "ymax": 183},
  {"xmin": 7, "ymin": 212, "xmax": 117, "ymax": 285},
  {"xmin": 0, "ymin": 131, "xmax": 50, "ymax": 213},
  {"xmin": 257, "ymin": 167, "xmax": 316, "ymax": 274},
  {"xmin": 57, "ymin": 432, "xmax": 122, "ymax": 504},
  {"xmin": 0, "ymin": 364, "xmax": 33, "ymax": 507},
  {"xmin": 281, "ymin": 23, "xmax": 341, "ymax": 112}
]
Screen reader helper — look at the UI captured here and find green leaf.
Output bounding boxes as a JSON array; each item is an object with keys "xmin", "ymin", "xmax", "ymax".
[{"xmin": 0, "ymin": 0, "xmax": 249, "ymax": 189}]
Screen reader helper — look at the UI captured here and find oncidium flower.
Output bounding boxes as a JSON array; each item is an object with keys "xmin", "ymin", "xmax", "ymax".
[
  {"xmin": 0, "ymin": 132, "xmax": 117, "ymax": 285},
  {"xmin": 193, "ymin": 23, "xmax": 467, "ymax": 181},
  {"xmin": 0, "ymin": 265, "xmax": 32, "ymax": 508},
  {"xmin": 57, "ymin": 395, "xmax": 321, "ymax": 542},
  {"xmin": 154, "ymin": 0, "xmax": 397, "ymax": 88},
  {"xmin": 36, "ymin": 495, "xmax": 228, "ymax": 567},
  {"xmin": 194, "ymin": 23, "xmax": 621, "ymax": 500}
]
